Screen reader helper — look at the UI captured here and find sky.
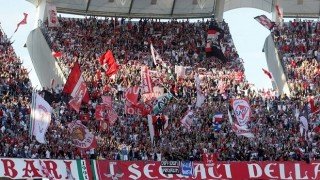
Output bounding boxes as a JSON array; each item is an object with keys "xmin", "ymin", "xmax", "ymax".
[{"xmin": 0, "ymin": 1, "xmax": 273, "ymax": 90}]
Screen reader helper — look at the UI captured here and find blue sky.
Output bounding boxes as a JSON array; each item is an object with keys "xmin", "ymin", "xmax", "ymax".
[{"xmin": 0, "ymin": 1, "xmax": 272, "ymax": 90}]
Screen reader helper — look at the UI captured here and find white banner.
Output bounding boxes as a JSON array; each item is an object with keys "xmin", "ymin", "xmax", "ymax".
[
  {"xmin": 30, "ymin": 93, "xmax": 52, "ymax": 144},
  {"xmin": 230, "ymin": 99, "xmax": 254, "ymax": 138},
  {"xmin": 0, "ymin": 158, "xmax": 89, "ymax": 179},
  {"xmin": 47, "ymin": 4, "xmax": 59, "ymax": 27}
]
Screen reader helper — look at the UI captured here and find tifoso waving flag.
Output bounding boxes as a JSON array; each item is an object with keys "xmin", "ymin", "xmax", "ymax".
[
  {"xmin": 30, "ymin": 93, "xmax": 52, "ymax": 144},
  {"xmin": 63, "ymin": 62, "xmax": 90, "ymax": 112}
]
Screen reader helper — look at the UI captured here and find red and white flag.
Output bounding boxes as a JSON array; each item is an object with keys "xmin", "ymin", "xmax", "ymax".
[
  {"xmin": 14, "ymin": 13, "xmax": 28, "ymax": 33},
  {"xmin": 30, "ymin": 93, "xmax": 52, "ymax": 144},
  {"xmin": 254, "ymin": 15, "xmax": 275, "ymax": 30},
  {"xmin": 147, "ymin": 115, "xmax": 169, "ymax": 143},
  {"xmin": 125, "ymin": 86, "xmax": 140, "ymax": 106},
  {"xmin": 68, "ymin": 120, "xmax": 97, "ymax": 149},
  {"xmin": 205, "ymin": 28, "xmax": 221, "ymax": 52},
  {"xmin": 95, "ymin": 104, "xmax": 118, "ymax": 125},
  {"xmin": 99, "ymin": 50, "xmax": 119, "ymax": 77},
  {"xmin": 47, "ymin": 4, "xmax": 59, "ymax": 27},
  {"xmin": 63, "ymin": 62, "xmax": 90, "ymax": 112},
  {"xmin": 125, "ymin": 101, "xmax": 152, "ymax": 117},
  {"xmin": 141, "ymin": 66, "xmax": 153, "ymax": 94},
  {"xmin": 181, "ymin": 111, "xmax": 194, "ymax": 130},
  {"xmin": 262, "ymin": 68, "xmax": 272, "ymax": 79},
  {"xmin": 229, "ymin": 99, "xmax": 254, "ymax": 138}
]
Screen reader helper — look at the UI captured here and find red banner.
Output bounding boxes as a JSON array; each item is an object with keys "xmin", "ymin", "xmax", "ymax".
[{"xmin": 91, "ymin": 160, "xmax": 320, "ymax": 180}]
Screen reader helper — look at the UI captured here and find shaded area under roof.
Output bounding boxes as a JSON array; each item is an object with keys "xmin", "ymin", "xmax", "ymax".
[{"xmin": 27, "ymin": 0, "xmax": 320, "ymax": 18}]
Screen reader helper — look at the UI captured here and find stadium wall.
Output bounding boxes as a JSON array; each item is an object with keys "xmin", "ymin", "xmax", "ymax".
[
  {"xmin": 26, "ymin": 28, "xmax": 66, "ymax": 89},
  {"xmin": 263, "ymin": 34, "xmax": 290, "ymax": 96}
]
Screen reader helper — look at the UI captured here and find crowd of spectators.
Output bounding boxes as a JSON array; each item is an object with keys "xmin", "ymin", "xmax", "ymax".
[
  {"xmin": 273, "ymin": 20, "xmax": 320, "ymax": 97},
  {"xmin": 0, "ymin": 17, "xmax": 319, "ymax": 162}
]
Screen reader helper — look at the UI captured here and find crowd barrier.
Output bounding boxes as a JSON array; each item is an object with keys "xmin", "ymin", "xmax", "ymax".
[{"xmin": 0, "ymin": 158, "xmax": 319, "ymax": 179}]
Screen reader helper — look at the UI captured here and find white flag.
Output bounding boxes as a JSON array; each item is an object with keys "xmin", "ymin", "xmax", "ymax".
[
  {"xmin": 30, "ymin": 93, "xmax": 52, "ymax": 144},
  {"xmin": 47, "ymin": 4, "xmax": 59, "ymax": 27},
  {"xmin": 195, "ymin": 75, "xmax": 205, "ymax": 107},
  {"xmin": 150, "ymin": 43, "xmax": 165, "ymax": 66}
]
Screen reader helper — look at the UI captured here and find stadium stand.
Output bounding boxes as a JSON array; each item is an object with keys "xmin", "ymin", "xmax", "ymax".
[
  {"xmin": 273, "ymin": 20, "xmax": 320, "ymax": 97},
  {"xmin": 1, "ymin": 14, "xmax": 320, "ymax": 179},
  {"xmin": 0, "ymin": 16, "xmax": 320, "ymax": 162}
]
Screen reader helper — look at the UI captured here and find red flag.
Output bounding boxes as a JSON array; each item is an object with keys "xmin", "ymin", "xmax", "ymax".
[
  {"xmin": 52, "ymin": 51, "xmax": 62, "ymax": 58},
  {"xmin": 262, "ymin": 68, "xmax": 272, "ymax": 79},
  {"xmin": 99, "ymin": 50, "xmax": 119, "ymax": 77},
  {"xmin": 125, "ymin": 86, "xmax": 140, "ymax": 106},
  {"xmin": 14, "ymin": 13, "xmax": 28, "ymax": 33},
  {"xmin": 63, "ymin": 62, "xmax": 90, "ymax": 112}
]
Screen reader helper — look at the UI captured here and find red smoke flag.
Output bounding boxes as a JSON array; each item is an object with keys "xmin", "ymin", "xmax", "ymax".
[
  {"xmin": 63, "ymin": 62, "xmax": 90, "ymax": 112},
  {"xmin": 254, "ymin": 15, "xmax": 275, "ymax": 30},
  {"xmin": 14, "ymin": 13, "xmax": 28, "ymax": 33},
  {"xmin": 99, "ymin": 50, "xmax": 119, "ymax": 77},
  {"xmin": 262, "ymin": 68, "xmax": 272, "ymax": 79}
]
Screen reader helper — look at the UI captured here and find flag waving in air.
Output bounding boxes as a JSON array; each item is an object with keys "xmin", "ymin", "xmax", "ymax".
[
  {"xmin": 205, "ymin": 25, "xmax": 227, "ymax": 62},
  {"xmin": 15, "ymin": 13, "xmax": 28, "ymax": 33},
  {"xmin": 262, "ymin": 68, "xmax": 272, "ymax": 79},
  {"xmin": 63, "ymin": 62, "xmax": 90, "ymax": 112},
  {"xmin": 30, "ymin": 93, "xmax": 52, "ymax": 144},
  {"xmin": 229, "ymin": 99, "xmax": 254, "ymax": 138},
  {"xmin": 99, "ymin": 50, "xmax": 119, "ymax": 77},
  {"xmin": 254, "ymin": 15, "xmax": 275, "ymax": 30},
  {"xmin": 150, "ymin": 43, "xmax": 166, "ymax": 66}
]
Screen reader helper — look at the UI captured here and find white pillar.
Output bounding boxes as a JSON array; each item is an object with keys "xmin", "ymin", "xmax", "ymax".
[
  {"xmin": 34, "ymin": 0, "xmax": 48, "ymax": 28},
  {"xmin": 215, "ymin": 0, "xmax": 225, "ymax": 22}
]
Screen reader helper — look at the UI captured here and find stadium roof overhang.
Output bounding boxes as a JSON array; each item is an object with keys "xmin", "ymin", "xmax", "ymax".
[
  {"xmin": 225, "ymin": 0, "xmax": 320, "ymax": 18},
  {"xmin": 26, "ymin": 0, "xmax": 217, "ymax": 19},
  {"xmin": 27, "ymin": 0, "xmax": 320, "ymax": 19}
]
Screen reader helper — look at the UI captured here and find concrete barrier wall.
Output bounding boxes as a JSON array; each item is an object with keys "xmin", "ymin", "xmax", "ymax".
[
  {"xmin": 263, "ymin": 34, "xmax": 290, "ymax": 96},
  {"xmin": 27, "ymin": 28, "xmax": 66, "ymax": 89}
]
